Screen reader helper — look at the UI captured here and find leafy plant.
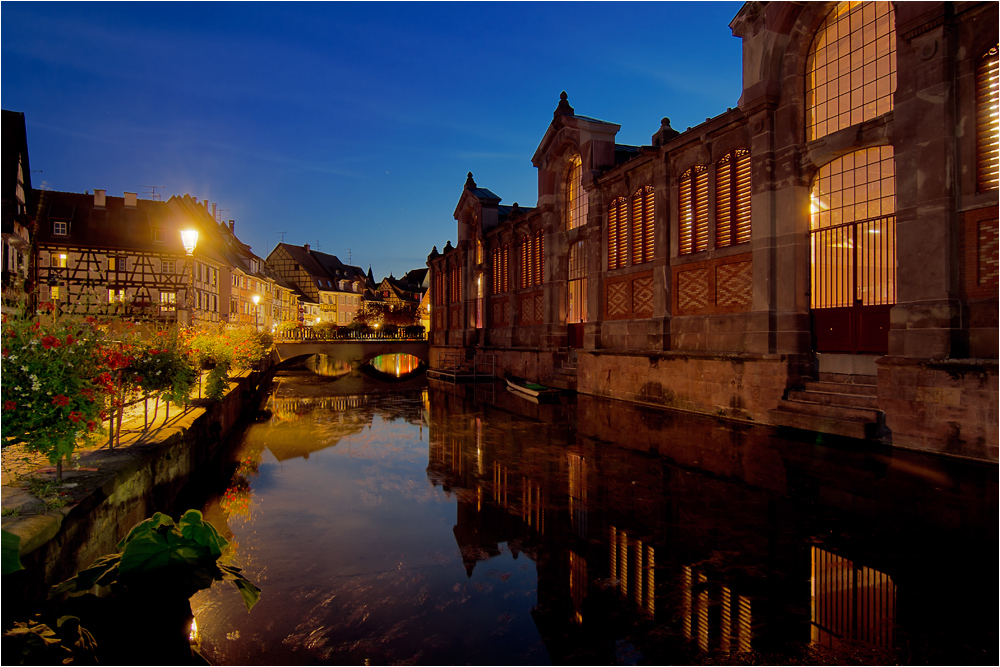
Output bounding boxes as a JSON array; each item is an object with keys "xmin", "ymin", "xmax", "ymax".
[
  {"xmin": 51, "ymin": 509, "xmax": 261, "ymax": 611},
  {"xmin": 2, "ymin": 615, "xmax": 97, "ymax": 665}
]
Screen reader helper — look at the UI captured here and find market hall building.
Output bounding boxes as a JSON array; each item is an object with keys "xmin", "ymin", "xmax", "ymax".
[{"xmin": 427, "ymin": 1, "xmax": 998, "ymax": 461}]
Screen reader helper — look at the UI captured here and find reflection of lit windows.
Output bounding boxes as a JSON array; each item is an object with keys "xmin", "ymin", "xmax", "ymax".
[
  {"xmin": 811, "ymin": 546, "xmax": 895, "ymax": 649},
  {"xmin": 977, "ymin": 45, "xmax": 999, "ymax": 192},
  {"xmin": 806, "ymin": 2, "xmax": 896, "ymax": 141},
  {"xmin": 610, "ymin": 527, "xmax": 655, "ymax": 617},
  {"xmin": 569, "ymin": 551, "xmax": 587, "ymax": 625},
  {"xmin": 567, "ymin": 453, "xmax": 588, "ymax": 538},
  {"xmin": 682, "ymin": 565, "xmax": 751, "ymax": 653}
]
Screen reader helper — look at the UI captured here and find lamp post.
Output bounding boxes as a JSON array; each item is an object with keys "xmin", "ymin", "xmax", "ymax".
[
  {"xmin": 179, "ymin": 229, "xmax": 199, "ymax": 328},
  {"xmin": 252, "ymin": 294, "xmax": 260, "ymax": 331}
]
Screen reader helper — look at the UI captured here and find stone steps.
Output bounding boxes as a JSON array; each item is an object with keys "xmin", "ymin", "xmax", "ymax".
[
  {"xmin": 769, "ymin": 375, "xmax": 885, "ymax": 441},
  {"xmin": 544, "ymin": 352, "xmax": 578, "ymax": 392}
]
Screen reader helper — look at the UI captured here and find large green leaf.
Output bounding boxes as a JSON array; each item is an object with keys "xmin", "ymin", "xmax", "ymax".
[
  {"xmin": 2, "ymin": 529, "xmax": 23, "ymax": 574},
  {"xmin": 118, "ymin": 530, "xmax": 171, "ymax": 574},
  {"xmin": 49, "ymin": 553, "xmax": 122, "ymax": 597},
  {"xmin": 178, "ymin": 509, "xmax": 228, "ymax": 557},
  {"xmin": 117, "ymin": 512, "xmax": 175, "ymax": 550},
  {"xmin": 220, "ymin": 564, "xmax": 262, "ymax": 611}
]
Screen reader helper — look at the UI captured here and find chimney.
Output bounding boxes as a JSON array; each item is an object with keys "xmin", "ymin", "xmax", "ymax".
[
  {"xmin": 124, "ymin": 192, "xmax": 137, "ymax": 208},
  {"xmin": 212, "ymin": 203, "xmax": 217, "ymax": 219},
  {"xmin": 304, "ymin": 243, "xmax": 310, "ymax": 252},
  {"xmin": 228, "ymin": 220, "xmax": 234, "ymax": 232},
  {"xmin": 94, "ymin": 189, "xmax": 106, "ymax": 208},
  {"xmin": 204, "ymin": 200, "xmax": 209, "ymax": 210}
]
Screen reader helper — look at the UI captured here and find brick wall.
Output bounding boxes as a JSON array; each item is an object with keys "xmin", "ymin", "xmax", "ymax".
[
  {"xmin": 673, "ymin": 254, "xmax": 752, "ymax": 316},
  {"xmin": 604, "ymin": 270, "xmax": 654, "ymax": 320}
]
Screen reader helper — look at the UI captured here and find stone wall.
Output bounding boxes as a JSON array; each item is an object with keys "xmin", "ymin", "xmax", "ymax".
[
  {"xmin": 578, "ymin": 351, "xmax": 807, "ymax": 422},
  {"xmin": 879, "ymin": 358, "xmax": 999, "ymax": 461}
]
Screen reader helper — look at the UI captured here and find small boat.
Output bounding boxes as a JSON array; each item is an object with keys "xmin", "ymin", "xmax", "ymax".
[{"xmin": 506, "ymin": 376, "xmax": 560, "ymax": 398}]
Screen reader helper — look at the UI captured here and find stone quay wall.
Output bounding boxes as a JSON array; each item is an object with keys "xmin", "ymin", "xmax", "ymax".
[{"xmin": 3, "ymin": 364, "xmax": 273, "ymax": 615}]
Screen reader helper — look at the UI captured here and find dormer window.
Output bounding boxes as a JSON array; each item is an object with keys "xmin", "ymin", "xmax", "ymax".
[
  {"xmin": 153, "ymin": 229, "xmax": 165, "ymax": 243},
  {"xmin": 53, "ymin": 221, "xmax": 68, "ymax": 236}
]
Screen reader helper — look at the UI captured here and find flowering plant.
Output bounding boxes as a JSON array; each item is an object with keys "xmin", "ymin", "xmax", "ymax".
[{"xmin": 1, "ymin": 306, "xmax": 105, "ymax": 465}]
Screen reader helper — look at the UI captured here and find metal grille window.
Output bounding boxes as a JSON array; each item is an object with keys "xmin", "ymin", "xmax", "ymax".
[
  {"xmin": 716, "ymin": 150, "xmax": 752, "ymax": 247},
  {"xmin": 519, "ymin": 236, "xmax": 530, "ymax": 289},
  {"xmin": 568, "ymin": 240, "xmax": 587, "ymax": 324},
  {"xmin": 810, "ymin": 146, "xmax": 896, "ymax": 309},
  {"xmin": 632, "ymin": 185, "xmax": 655, "ymax": 265},
  {"xmin": 608, "ymin": 197, "xmax": 628, "ymax": 269},
  {"xmin": 491, "ymin": 245, "xmax": 509, "ymax": 294},
  {"xmin": 977, "ymin": 45, "xmax": 999, "ymax": 192},
  {"xmin": 566, "ymin": 155, "xmax": 589, "ymax": 230},
  {"xmin": 679, "ymin": 166, "xmax": 709, "ymax": 255},
  {"xmin": 450, "ymin": 265, "xmax": 461, "ymax": 304},
  {"xmin": 806, "ymin": 1, "xmax": 896, "ymax": 141}
]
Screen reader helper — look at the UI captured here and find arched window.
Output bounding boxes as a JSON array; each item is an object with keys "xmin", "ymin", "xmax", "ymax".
[
  {"xmin": 568, "ymin": 240, "xmax": 587, "ymax": 323},
  {"xmin": 716, "ymin": 150, "xmax": 752, "ymax": 248},
  {"xmin": 632, "ymin": 185, "xmax": 655, "ymax": 265},
  {"xmin": 491, "ymin": 244, "xmax": 509, "ymax": 294},
  {"xmin": 679, "ymin": 166, "xmax": 709, "ymax": 255},
  {"xmin": 566, "ymin": 155, "xmax": 589, "ymax": 230},
  {"xmin": 810, "ymin": 146, "xmax": 896, "ymax": 310},
  {"xmin": 608, "ymin": 197, "xmax": 628, "ymax": 269},
  {"xmin": 806, "ymin": 2, "xmax": 896, "ymax": 141},
  {"xmin": 532, "ymin": 231, "xmax": 544, "ymax": 286},
  {"xmin": 977, "ymin": 44, "xmax": 999, "ymax": 192},
  {"xmin": 519, "ymin": 235, "xmax": 530, "ymax": 289}
]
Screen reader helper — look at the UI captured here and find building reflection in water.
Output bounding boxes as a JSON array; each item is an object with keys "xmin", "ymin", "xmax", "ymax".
[
  {"xmin": 306, "ymin": 354, "xmax": 352, "ymax": 377},
  {"xmin": 424, "ymin": 381, "xmax": 996, "ymax": 664}
]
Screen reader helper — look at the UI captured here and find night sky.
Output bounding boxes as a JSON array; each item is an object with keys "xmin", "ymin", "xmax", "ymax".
[{"xmin": 2, "ymin": 1, "xmax": 744, "ymax": 280}]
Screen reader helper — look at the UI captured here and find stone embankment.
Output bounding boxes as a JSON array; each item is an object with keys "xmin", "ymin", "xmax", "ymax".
[{"xmin": 1, "ymin": 364, "xmax": 273, "ymax": 616}]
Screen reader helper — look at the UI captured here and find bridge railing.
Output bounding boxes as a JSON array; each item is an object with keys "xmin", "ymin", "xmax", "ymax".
[{"xmin": 274, "ymin": 326, "xmax": 427, "ymax": 342}]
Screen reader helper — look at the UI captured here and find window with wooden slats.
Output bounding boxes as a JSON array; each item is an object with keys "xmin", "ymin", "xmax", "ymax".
[
  {"xmin": 977, "ymin": 45, "xmax": 999, "ymax": 192},
  {"xmin": 679, "ymin": 166, "xmax": 709, "ymax": 255},
  {"xmin": 519, "ymin": 236, "xmax": 529, "ymax": 289},
  {"xmin": 450, "ymin": 265, "xmax": 461, "ymax": 304},
  {"xmin": 608, "ymin": 197, "xmax": 628, "ymax": 269},
  {"xmin": 632, "ymin": 185, "xmax": 655, "ymax": 264},
  {"xmin": 492, "ymin": 247, "xmax": 502, "ymax": 295},
  {"xmin": 568, "ymin": 240, "xmax": 587, "ymax": 323},
  {"xmin": 502, "ymin": 243, "xmax": 509, "ymax": 292},
  {"xmin": 566, "ymin": 155, "xmax": 589, "ymax": 230},
  {"xmin": 533, "ymin": 231, "xmax": 544, "ymax": 286},
  {"xmin": 716, "ymin": 150, "xmax": 752, "ymax": 248},
  {"xmin": 806, "ymin": 2, "xmax": 896, "ymax": 141}
]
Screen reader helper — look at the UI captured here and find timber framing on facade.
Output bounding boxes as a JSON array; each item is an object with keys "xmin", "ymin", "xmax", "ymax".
[{"xmin": 427, "ymin": 1, "xmax": 999, "ymax": 461}]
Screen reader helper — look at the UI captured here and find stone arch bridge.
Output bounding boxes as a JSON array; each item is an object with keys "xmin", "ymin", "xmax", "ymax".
[{"xmin": 273, "ymin": 339, "xmax": 429, "ymax": 370}]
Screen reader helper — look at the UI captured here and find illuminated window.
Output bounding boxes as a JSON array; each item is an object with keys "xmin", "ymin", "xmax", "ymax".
[
  {"xmin": 568, "ymin": 241, "xmax": 587, "ymax": 323},
  {"xmin": 50, "ymin": 285, "xmax": 60, "ymax": 300},
  {"xmin": 492, "ymin": 246, "xmax": 509, "ymax": 294},
  {"xmin": 52, "ymin": 221, "xmax": 67, "ymax": 235},
  {"xmin": 450, "ymin": 265, "xmax": 461, "ymax": 303},
  {"xmin": 566, "ymin": 155, "xmax": 589, "ymax": 230},
  {"xmin": 51, "ymin": 253, "xmax": 67, "ymax": 268},
  {"xmin": 632, "ymin": 185, "xmax": 655, "ymax": 264},
  {"xmin": 716, "ymin": 150, "xmax": 752, "ymax": 247},
  {"xmin": 160, "ymin": 292, "xmax": 176, "ymax": 311},
  {"xmin": 519, "ymin": 236, "xmax": 530, "ymax": 289},
  {"xmin": 679, "ymin": 166, "xmax": 709, "ymax": 255},
  {"xmin": 977, "ymin": 45, "xmax": 999, "ymax": 192},
  {"xmin": 810, "ymin": 146, "xmax": 896, "ymax": 309},
  {"xmin": 532, "ymin": 231, "xmax": 544, "ymax": 286},
  {"xmin": 476, "ymin": 237, "xmax": 484, "ymax": 264},
  {"xmin": 806, "ymin": 2, "xmax": 896, "ymax": 141},
  {"xmin": 108, "ymin": 288, "xmax": 125, "ymax": 303},
  {"xmin": 608, "ymin": 197, "xmax": 628, "ymax": 269}
]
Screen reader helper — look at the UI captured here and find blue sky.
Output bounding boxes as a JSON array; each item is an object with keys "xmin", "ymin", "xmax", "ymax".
[{"xmin": 2, "ymin": 1, "xmax": 744, "ymax": 280}]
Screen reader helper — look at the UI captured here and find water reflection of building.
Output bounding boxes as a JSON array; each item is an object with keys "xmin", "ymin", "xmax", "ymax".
[{"xmin": 425, "ymin": 385, "xmax": 996, "ymax": 664}]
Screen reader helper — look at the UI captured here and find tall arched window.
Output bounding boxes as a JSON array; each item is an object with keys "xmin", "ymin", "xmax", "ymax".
[
  {"xmin": 532, "ymin": 231, "xmax": 544, "ymax": 286},
  {"xmin": 977, "ymin": 44, "xmax": 999, "ymax": 192},
  {"xmin": 568, "ymin": 240, "xmax": 587, "ymax": 323},
  {"xmin": 810, "ymin": 146, "xmax": 896, "ymax": 324},
  {"xmin": 806, "ymin": 1, "xmax": 896, "ymax": 141},
  {"xmin": 679, "ymin": 166, "xmax": 709, "ymax": 255},
  {"xmin": 566, "ymin": 155, "xmax": 589, "ymax": 230},
  {"xmin": 632, "ymin": 185, "xmax": 655, "ymax": 265},
  {"xmin": 716, "ymin": 149, "xmax": 752, "ymax": 248},
  {"xmin": 608, "ymin": 197, "xmax": 628, "ymax": 269}
]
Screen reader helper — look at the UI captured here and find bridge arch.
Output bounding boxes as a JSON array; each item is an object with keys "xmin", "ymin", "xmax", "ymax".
[{"xmin": 273, "ymin": 340, "xmax": 429, "ymax": 370}]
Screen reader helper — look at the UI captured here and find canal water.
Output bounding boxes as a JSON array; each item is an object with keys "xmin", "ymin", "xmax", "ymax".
[{"xmin": 189, "ymin": 361, "xmax": 997, "ymax": 665}]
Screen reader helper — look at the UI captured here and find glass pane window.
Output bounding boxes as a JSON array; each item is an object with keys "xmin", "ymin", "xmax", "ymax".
[{"xmin": 566, "ymin": 155, "xmax": 589, "ymax": 230}]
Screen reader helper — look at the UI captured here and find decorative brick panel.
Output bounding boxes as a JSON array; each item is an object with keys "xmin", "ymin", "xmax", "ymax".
[
  {"xmin": 716, "ymin": 261, "xmax": 752, "ymax": 309},
  {"xmin": 534, "ymin": 294, "xmax": 544, "ymax": 323},
  {"xmin": 434, "ymin": 311, "xmax": 445, "ymax": 331},
  {"xmin": 978, "ymin": 219, "xmax": 999, "ymax": 286},
  {"xmin": 632, "ymin": 276, "xmax": 654, "ymax": 317},
  {"xmin": 518, "ymin": 291, "xmax": 543, "ymax": 325},
  {"xmin": 449, "ymin": 306, "xmax": 461, "ymax": 330},
  {"xmin": 490, "ymin": 296, "xmax": 510, "ymax": 327},
  {"xmin": 607, "ymin": 281, "xmax": 629, "ymax": 318},
  {"xmin": 677, "ymin": 268, "xmax": 711, "ymax": 313}
]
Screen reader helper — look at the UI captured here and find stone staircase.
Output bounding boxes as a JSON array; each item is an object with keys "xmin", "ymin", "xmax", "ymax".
[
  {"xmin": 544, "ymin": 349, "xmax": 579, "ymax": 392},
  {"xmin": 769, "ymin": 373, "xmax": 886, "ymax": 441}
]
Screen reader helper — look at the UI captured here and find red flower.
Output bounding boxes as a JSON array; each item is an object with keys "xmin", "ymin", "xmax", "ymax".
[
  {"xmin": 30, "ymin": 322, "xmax": 40, "ymax": 332},
  {"xmin": 52, "ymin": 394, "xmax": 71, "ymax": 407},
  {"xmin": 149, "ymin": 349, "xmax": 160, "ymax": 355},
  {"xmin": 66, "ymin": 334, "xmax": 75, "ymax": 345},
  {"xmin": 41, "ymin": 335, "xmax": 61, "ymax": 350},
  {"xmin": 68, "ymin": 411, "xmax": 83, "ymax": 423},
  {"xmin": 86, "ymin": 420, "xmax": 97, "ymax": 432},
  {"xmin": 3, "ymin": 400, "xmax": 15, "ymax": 411},
  {"xmin": 41, "ymin": 301, "xmax": 55, "ymax": 312}
]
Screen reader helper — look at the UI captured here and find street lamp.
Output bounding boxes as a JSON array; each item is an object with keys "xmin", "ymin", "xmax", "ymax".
[
  {"xmin": 252, "ymin": 294, "xmax": 260, "ymax": 331},
  {"xmin": 179, "ymin": 229, "xmax": 199, "ymax": 327}
]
